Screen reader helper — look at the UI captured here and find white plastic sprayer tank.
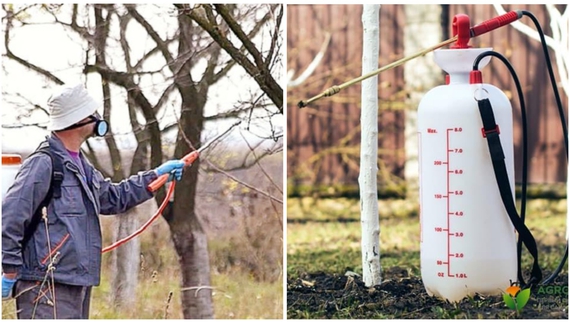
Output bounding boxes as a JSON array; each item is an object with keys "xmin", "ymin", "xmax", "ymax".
[
  {"xmin": 2, "ymin": 155, "xmax": 22, "ymax": 201},
  {"xmin": 417, "ymin": 47, "xmax": 517, "ymax": 302}
]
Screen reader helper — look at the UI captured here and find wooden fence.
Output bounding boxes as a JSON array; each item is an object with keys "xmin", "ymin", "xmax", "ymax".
[{"xmin": 287, "ymin": 4, "xmax": 568, "ymax": 194}]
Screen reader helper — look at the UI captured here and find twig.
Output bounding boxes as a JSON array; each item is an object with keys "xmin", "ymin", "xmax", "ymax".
[
  {"xmin": 163, "ymin": 291, "xmax": 173, "ymax": 319},
  {"xmin": 204, "ymin": 159, "xmax": 283, "ymax": 204},
  {"xmin": 32, "ymin": 207, "xmax": 57, "ymax": 318},
  {"xmin": 239, "ymin": 131, "xmax": 283, "ymax": 195},
  {"xmin": 180, "ymin": 285, "xmax": 216, "ymax": 298}
]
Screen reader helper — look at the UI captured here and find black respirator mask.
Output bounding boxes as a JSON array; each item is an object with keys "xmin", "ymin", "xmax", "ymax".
[{"xmin": 64, "ymin": 112, "xmax": 109, "ymax": 137}]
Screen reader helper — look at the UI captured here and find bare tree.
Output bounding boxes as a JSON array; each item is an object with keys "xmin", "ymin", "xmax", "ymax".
[{"xmin": 2, "ymin": 3, "xmax": 282, "ymax": 319}]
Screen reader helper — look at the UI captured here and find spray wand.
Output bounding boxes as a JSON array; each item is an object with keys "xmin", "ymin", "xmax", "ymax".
[
  {"xmin": 297, "ymin": 10, "xmax": 523, "ymax": 108},
  {"xmin": 102, "ymin": 121, "xmax": 242, "ymax": 253}
]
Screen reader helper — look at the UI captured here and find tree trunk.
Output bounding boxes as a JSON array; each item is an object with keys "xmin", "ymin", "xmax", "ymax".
[
  {"xmin": 110, "ymin": 126, "xmax": 149, "ymax": 309},
  {"xmin": 167, "ymin": 13, "xmax": 212, "ymax": 316},
  {"xmin": 170, "ymin": 217, "xmax": 213, "ymax": 319},
  {"xmin": 359, "ymin": 4, "xmax": 382, "ymax": 287},
  {"xmin": 169, "ymin": 130, "xmax": 214, "ymax": 318},
  {"xmin": 111, "ymin": 207, "xmax": 141, "ymax": 308},
  {"xmin": 404, "ymin": 4, "xmax": 443, "ymax": 201}
]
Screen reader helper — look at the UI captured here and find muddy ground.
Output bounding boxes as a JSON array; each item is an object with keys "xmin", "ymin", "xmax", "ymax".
[{"xmin": 287, "ymin": 266, "xmax": 568, "ymax": 319}]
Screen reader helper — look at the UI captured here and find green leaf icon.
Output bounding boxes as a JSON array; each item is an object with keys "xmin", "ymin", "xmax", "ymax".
[
  {"xmin": 515, "ymin": 288, "xmax": 531, "ymax": 310},
  {"xmin": 503, "ymin": 293, "xmax": 517, "ymax": 310}
]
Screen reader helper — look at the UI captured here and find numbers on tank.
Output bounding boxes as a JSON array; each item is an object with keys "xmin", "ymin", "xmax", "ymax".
[{"xmin": 429, "ymin": 126, "xmax": 467, "ymax": 279}]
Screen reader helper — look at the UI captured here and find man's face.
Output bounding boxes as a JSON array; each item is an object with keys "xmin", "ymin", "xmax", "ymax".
[{"xmin": 71, "ymin": 115, "xmax": 96, "ymax": 141}]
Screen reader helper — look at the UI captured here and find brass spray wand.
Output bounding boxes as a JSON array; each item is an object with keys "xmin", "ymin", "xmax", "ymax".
[{"xmin": 297, "ymin": 36, "xmax": 458, "ymax": 108}]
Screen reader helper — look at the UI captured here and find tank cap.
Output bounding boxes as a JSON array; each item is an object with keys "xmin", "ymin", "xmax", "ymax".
[
  {"xmin": 470, "ymin": 70, "xmax": 483, "ymax": 84},
  {"xmin": 451, "ymin": 14, "xmax": 471, "ymax": 49}
]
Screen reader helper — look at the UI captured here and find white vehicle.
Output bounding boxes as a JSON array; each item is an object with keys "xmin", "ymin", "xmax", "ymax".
[{"xmin": 2, "ymin": 154, "xmax": 22, "ymax": 201}]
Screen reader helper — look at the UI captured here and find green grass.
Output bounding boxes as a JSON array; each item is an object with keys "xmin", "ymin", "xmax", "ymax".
[
  {"xmin": 288, "ymin": 197, "xmax": 567, "ymax": 275},
  {"xmin": 287, "ymin": 197, "xmax": 424, "ymax": 277}
]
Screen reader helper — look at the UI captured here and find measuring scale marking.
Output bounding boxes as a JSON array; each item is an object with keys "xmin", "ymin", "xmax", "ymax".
[{"xmin": 431, "ymin": 126, "xmax": 467, "ymax": 279}]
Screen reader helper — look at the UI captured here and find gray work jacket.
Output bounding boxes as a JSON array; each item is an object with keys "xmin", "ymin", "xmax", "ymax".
[{"xmin": 2, "ymin": 134, "xmax": 158, "ymax": 286}]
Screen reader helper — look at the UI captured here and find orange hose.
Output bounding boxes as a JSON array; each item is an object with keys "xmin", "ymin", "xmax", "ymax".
[{"xmin": 102, "ymin": 180, "xmax": 176, "ymax": 253}]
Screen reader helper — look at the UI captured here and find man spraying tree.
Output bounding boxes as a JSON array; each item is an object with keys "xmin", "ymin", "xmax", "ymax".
[{"xmin": 1, "ymin": 83, "xmax": 186, "ymax": 319}]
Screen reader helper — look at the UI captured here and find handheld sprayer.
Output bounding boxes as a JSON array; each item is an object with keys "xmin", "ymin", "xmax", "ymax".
[{"xmin": 299, "ymin": 9, "xmax": 568, "ymax": 301}]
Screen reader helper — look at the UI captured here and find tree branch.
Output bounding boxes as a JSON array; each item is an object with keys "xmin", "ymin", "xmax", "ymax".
[
  {"xmin": 126, "ymin": 4, "xmax": 176, "ymax": 71},
  {"xmin": 181, "ymin": 4, "xmax": 283, "ymax": 112},
  {"xmin": 240, "ymin": 131, "xmax": 283, "ymax": 194},
  {"xmin": 84, "ymin": 64, "xmax": 163, "ymax": 168},
  {"xmin": 93, "ymin": 5, "xmax": 123, "ymax": 181},
  {"xmin": 214, "ymin": 4, "xmax": 266, "ymax": 69},
  {"xmin": 3, "ymin": 5, "xmax": 64, "ymax": 85},
  {"xmin": 265, "ymin": 4, "xmax": 283, "ymax": 70}
]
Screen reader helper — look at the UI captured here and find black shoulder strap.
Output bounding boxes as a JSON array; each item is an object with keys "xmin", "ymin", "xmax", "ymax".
[
  {"xmin": 477, "ymin": 98, "xmax": 542, "ymax": 287},
  {"xmin": 21, "ymin": 141, "xmax": 64, "ymax": 248}
]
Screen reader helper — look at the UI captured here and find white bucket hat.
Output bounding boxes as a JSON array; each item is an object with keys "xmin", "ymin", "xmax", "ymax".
[{"xmin": 47, "ymin": 83, "xmax": 100, "ymax": 131}]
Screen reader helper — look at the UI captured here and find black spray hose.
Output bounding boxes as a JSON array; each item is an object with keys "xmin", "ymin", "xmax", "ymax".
[
  {"xmin": 521, "ymin": 10, "xmax": 568, "ymax": 154},
  {"xmin": 520, "ymin": 10, "xmax": 568, "ymax": 285},
  {"xmin": 473, "ymin": 45, "xmax": 568, "ymax": 285}
]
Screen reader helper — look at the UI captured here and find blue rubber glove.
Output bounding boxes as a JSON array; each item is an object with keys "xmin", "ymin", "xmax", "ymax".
[
  {"xmin": 155, "ymin": 160, "xmax": 185, "ymax": 182},
  {"xmin": 2, "ymin": 275, "xmax": 16, "ymax": 299}
]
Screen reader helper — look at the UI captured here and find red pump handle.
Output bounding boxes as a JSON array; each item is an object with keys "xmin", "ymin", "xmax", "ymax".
[
  {"xmin": 470, "ymin": 10, "xmax": 523, "ymax": 38},
  {"xmin": 452, "ymin": 11, "xmax": 523, "ymax": 49}
]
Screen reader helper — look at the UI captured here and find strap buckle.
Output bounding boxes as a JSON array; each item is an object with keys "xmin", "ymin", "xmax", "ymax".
[
  {"xmin": 481, "ymin": 125, "xmax": 500, "ymax": 138},
  {"xmin": 53, "ymin": 171, "xmax": 64, "ymax": 182}
]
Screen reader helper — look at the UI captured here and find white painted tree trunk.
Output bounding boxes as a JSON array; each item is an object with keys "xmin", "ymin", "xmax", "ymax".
[
  {"xmin": 404, "ymin": 5, "xmax": 443, "ymax": 201},
  {"xmin": 359, "ymin": 4, "xmax": 382, "ymax": 287}
]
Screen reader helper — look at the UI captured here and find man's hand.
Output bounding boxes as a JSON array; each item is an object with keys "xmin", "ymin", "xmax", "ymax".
[
  {"xmin": 2, "ymin": 274, "xmax": 17, "ymax": 299},
  {"xmin": 155, "ymin": 160, "xmax": 185, "ymax": 182}
]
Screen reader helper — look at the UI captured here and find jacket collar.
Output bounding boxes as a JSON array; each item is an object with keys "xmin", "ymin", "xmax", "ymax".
[
  {"xmin": 46, "ymin": 133, "xmax": 92, "ymax": 170},
  {"xmin": 47, "ymin": 133, "xmax": 75, "ymax": 163}
]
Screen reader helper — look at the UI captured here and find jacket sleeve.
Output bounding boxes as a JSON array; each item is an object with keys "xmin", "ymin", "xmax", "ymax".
[
  {"xmin": 2, "ymin": 153, "xmax": 52, "ymax": 273},
  {"xmin": 95, "ymin": 169, "xmax": 158, "ymax": 215}
]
